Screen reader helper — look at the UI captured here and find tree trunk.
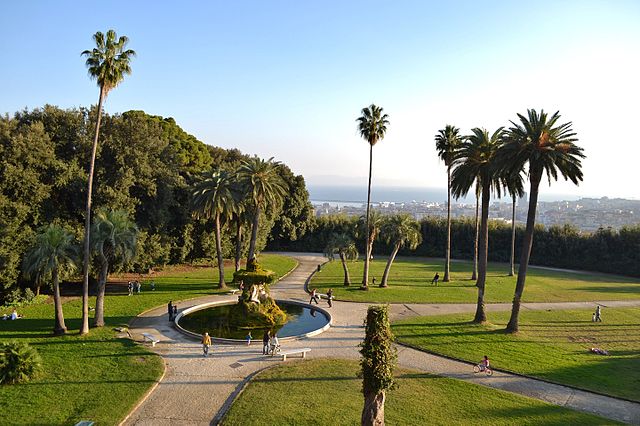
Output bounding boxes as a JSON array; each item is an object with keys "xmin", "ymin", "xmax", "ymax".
[
  {"xmin": 35, "ymin": 283, "xmax": 41, "ymax": 296},
  {"xmin": 380, "ymin": 243, "xmax": 400, "ymax": 287},
  {"xmin": 473, "ymin": 182, "xmax": 490, "ymax": 324},
  {"xmin": 506, "ymin": 170, "xmax": 542, "ymax": 333},
  {"xmin": 444, "ymin": 165, "xmax": 451, "ymax": 282},
  {"xmin": 215, "ymin": 213, "xmax": 226, "ymax": 288},
  {"xmin": 509, "ymin": 195, "xmax": 516, "ymax": 276},
  {"xmin": 93, "ymin": 255, "xmax": 108, "ymax": 327},
  {"xmin": 247, "ymin": 205, "xmax": 261, "ymax": 263},
  {"xmin": 361, "ymin": 390, "xmax": 386, "ymax": 426},
  {"xmin": 362, "ymin": 144, "xmax": 373, "ymax": 289},
  {"xmin": 340, "ymin": 252, "xmax": 351, "ymax": 286},
  {"xmin": 234, "ymin": 220, "xmax": 242, "ymax": 272},
  {"xmin": 52, "ymin": 268, "xmax": 67, "ymax": 335},
  {"xmin": 81, "ymin": 86, "xmax": 105, "ymax": 335},
  {"xmin": 472, "ymin": 190, "xmax": 479, "ymax": 280}
]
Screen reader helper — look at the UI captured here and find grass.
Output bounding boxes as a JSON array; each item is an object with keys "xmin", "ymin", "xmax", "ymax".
[
  {"xmin": 392, "ymin": 307, "xmax": 640, "ymax": 402},
  {"xmin": 0, "ymin": 254, "xmax": 297, "ymax": 426},
  {"xmin": 311, "ymin": 257, "xmax": 640, "ymax": 303},
  {"xmin": 222, "ymin": 359, "xmax": 614, "ymax": 425}
]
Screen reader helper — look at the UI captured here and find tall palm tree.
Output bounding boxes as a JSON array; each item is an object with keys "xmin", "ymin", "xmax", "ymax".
[
  {"xmin": 502, "ymin": 170, "xmax": 525, "ymax": 276},
  {"xmin": 452, "ymin": 127, "xmax": 504, "ymax": 323},
  {"xmin": 91, "ymin": 209, "xmax": 137, "ymax": 327},
  {"xmin": 192, "ymin": 170, "xmax": 238, "ymax": 288},
  {"xmin": 23, "ymin": 224, "xmax": 78, "ymax": 335},
  {"xmin": 379, "ymin": 214, "xmax": 422, "ymax": 287},
  {"xmin": 435, "ymin": 125, "xmax": 462, "ymax": 282},
  {"xmin": 356, "ymin": 104, "xmax": 389, "ymax": 289},
  {"xmin": 498, "ymin": 109, "xmax": 584, "ymax": 333},
  {"xmin": 471, "ymin": 183, "xmax": 480, "ymax": 281},
  {"xmin": 237, "ymin": 157, "xmax": 288, "ymax": 263},
  {"xmin": 80, "ymin": 30, "xmax": 135, "ymax": 335},
  {"xmin": 324, "ymin": 233, "xmax": 359, "ymax": 286}
]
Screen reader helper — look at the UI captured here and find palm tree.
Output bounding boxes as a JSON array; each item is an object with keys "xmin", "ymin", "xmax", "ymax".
[
  {"xmin": 23, "ymin": 224, "xmax": 78, "ymax": 335},
  {"xmin": 379, "ymin": 214, "xmax": 422, "ymax": 287},
  {"xmin": 471, "ymin": 183, "xmax": 480, "ymax": 281},
  {"xmin": 91, "ymin": 210, "xmax": 137, "ymax": 327},
  {"xmin": 80, "ymin": 30, "xmax": 135, "ymax": 335},
  {"xmin": 452, "ymin": 127, "xmax": 504, "ymax": 323},
  {"xmin": 324, "ymin": 233, "xmax": 359, "ymax": 286},
  {"xmin": 502, "ymin": 170, "xmax": 525, "ymax": 276},
  {"xmin": 192, "ymin": 170, "xmax": 237, "ymax": 288},
  {"xmin": 357, "ymin": 209, "xmax": 384, "ymax": 288},
  {"xmin": 435, "ymin": 125, "xmax": 462, "ymax": 282},
  {"xmin": 356, "ymin": 104, "xmax": 389, "ymax": 289},
  {"xmin": 237, "ymin": 157, "xmax": 288, "ymax": 263},
  {"xmin": 498, "ymin": 109, "xmax": 584, "ymax": 333}
]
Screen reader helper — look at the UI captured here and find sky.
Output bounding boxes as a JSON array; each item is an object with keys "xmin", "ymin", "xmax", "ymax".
[{"xmin": 1, "ymin": 1, "xmax": 639, "ymax": 200}]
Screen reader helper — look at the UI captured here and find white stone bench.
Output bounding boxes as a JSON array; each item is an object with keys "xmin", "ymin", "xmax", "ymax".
[
  {"xmin": 278, "ymin": 348, "xmax": 311, "ymax": 361},
  {"xmin": 142, "ymin": 332, "xmax": 160, "ymax": 347}
]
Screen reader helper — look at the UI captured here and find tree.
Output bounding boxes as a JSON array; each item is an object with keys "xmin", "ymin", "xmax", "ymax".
[
  {"xmin": 237, "ymin": 157, "xmax": 288, "ymax": 263},
  {"xmin": 357, "ymin": 209, "xmax": 384, "ymax": 287},
  {"xmin": 324, "ymin": 233, "xmax": 358, "ymax": 286},
  {"xmin": 360, "ymin": 305, "xmax": 397, "ymax": 426},
  {"xmin": 379, "ymin": 214, "xmax": 422, "ymax": 287},
  {"xmin": 80, "ymin": 30, "xmax": 135, "ymax": 334},
  {"xmin": 452, "ymin": 127, "xmax": 504, "ymax": 323},
  {"xmin": 192, "ymin": 170, "xmax": 237, "ymax": 288},
  {"xmin": 498, "ymin": 109, "xmax": 584, "ymax": 332},
  {"xmin": 502, "ymin": 170, "xmax": 525, "ymax": 276},
  {"xmin": 22, "ymin": 224, "xmax": 78, "ymax": 335},
  {"xmin": 435, "ymin": 125, "xmax": 462, "ymax": 282},
  {"xmin": 91, "ymin": 210, "xmax": 137, "ymax": 327},
  {"xmin": 471, "ymin": 184, "xmax": 480, "ymax": 281},
  {"xmin": 356, "ymin": 104, "xmax": 389, "ymax": 289}
]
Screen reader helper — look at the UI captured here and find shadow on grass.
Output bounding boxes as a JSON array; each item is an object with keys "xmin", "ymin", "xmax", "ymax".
[{"xmin": 573, "ymin": 285, "xmax": 640, "ymax": 294}]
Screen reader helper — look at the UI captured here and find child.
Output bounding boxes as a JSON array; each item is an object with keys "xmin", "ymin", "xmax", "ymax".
[
  {"xmin": 480, "ymin": 355, "xmax": 490, "ymax": 371},
  {"xmin": 326, "ymin": 288, "xmax": 333, "ymax": 308},
  {"xmin": 245, "ymin": 331, "xmax": 252, "ymax": 346},
  {"xmin": 202, "ymin": 332, "xmax": 212, "ymax": 357}
]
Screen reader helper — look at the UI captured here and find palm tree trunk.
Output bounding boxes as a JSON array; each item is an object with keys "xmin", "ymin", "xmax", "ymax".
[
  {"xmin": 509, "ymin": 195, "xmax": 516, "ymax": 276},
  {"xmin": 215, "ymin": 213, "xmax": 226, "ymax": 288},
  {"xmin": 472, "ymin": 191, "xmax": 479, "ymax": 280},
  {"xmin": 81, "ymin": 86, "xmax": 105, "ymax": 335},
  {"xmin": 247, "ymin": 205, "xmax": 260, "ymax": 263},
  {"xmin": 473, "ymin": 183, "xmax": 490, "ymax": 324},
  {"xmin": 52, "ymin": 268, "xmax": 66, "ymax": 335},
  {"xmin": 361, "ymin": 390, "xmax": 386, "ymax": 426},
  {"xmin": 444, "ymin": 165, "xmax": 451, "ymax": 282},
  {"xmin": 94, "ymin": 256, "xmax": 108, "ymax": 327},
  {"xmin": 234, "ymin": 219, "xmax": 242, "ymax": 272},
  {"xmin": 381, "ymin": 243, "xmax": 400, "ymax": 287},
  {"xmin": 506, "ymin": 171, "xmax": 542, "ymax": 333},
  {"xmin": 340, "ymin": 252, "xmax": 351, "ymax": 286},
  {"xmin": 362, "ymin": 144, "xmax": 373, "ymax": 289}
]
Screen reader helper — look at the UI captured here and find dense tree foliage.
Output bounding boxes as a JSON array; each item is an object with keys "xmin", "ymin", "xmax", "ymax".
[{"xmin": 0, "ymin": 106, "xmax": 311, "ymax": 303}]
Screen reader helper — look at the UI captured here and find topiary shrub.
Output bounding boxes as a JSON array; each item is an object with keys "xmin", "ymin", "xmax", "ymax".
[
  {"xmin": 233, "ymin": 261, "xmax": 277, "ymax": 285},
  {"xmin": 0, "ymin": 342, "xmax": 42, "ymax": 384}
]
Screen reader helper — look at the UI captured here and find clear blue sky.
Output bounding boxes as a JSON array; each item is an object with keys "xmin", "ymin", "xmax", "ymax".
[{"xmin": 2, "ymin": 1, "xmax": 639, "ymax": 199}]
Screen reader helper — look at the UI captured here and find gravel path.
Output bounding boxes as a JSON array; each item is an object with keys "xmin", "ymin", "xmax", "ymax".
[{"xmin": 122, "ymin": 253, "xmax": 640, "ymax": 425}]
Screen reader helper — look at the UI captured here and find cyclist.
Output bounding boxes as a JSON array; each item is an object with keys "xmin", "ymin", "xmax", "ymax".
[{"xmin": 479, "ymin": 355, "xmax": 490, "ymax": 372}]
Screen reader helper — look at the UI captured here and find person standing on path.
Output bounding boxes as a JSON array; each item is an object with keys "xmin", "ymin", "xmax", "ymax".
[
  {"xmin": 202, "ymin": 332, "xmax": 212, "ymax": 357},
  {"xmin": 262, "ymin": 330, "xmax": 270, "ymax": 355},
  {"xmin": 595, "ymin": 305, "xmax": 602, "ymax": 322},
  {"xmin": 173, "ymin": 305, "xmax": 178, "ymax": 319},
  {"xmin": 168, "ymin": 301, "xmax": 174, "ymax": 321},
  {"xmin": 326, "ymin": 288, "xmax": 333, "ymax": 308},
  {"xmin": 245, "ymin": 331, "xmax": 252, "ymax": 346},
  {"xmin": 309, "ymin": 288, "xmax": 320, "ymax": 304}
]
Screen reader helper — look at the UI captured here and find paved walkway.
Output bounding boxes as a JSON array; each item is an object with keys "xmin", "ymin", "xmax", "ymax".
[{"xmin": 123, "ymin": 253, "xmax": 640, "ymax": 425}]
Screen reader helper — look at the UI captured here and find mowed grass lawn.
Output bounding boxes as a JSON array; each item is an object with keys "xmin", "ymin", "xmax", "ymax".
[
  {"xmin": 311, "ymin": 257, "xmax": 640, "ymax": 303},
  {"xmin": 392, "ymin": 307, "xmax": 640, "ymax": 402},
  {"xmin": 222, "ymin": 359, "xmax": 614, "ymax": 425},
  {"xmin": 0, "ymin": 254, "xmax": 296, "ymax": 426}
]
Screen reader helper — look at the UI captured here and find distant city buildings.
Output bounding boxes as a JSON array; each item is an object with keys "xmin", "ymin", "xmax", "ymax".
[{"xmin": 312, "ymin": 197, "xmax": 640, "ymax": 233}]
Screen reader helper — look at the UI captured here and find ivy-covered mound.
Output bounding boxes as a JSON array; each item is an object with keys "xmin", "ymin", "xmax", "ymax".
[{"xmin": 229, "ymin": 260, "xmax": 287, "ymax": 329}]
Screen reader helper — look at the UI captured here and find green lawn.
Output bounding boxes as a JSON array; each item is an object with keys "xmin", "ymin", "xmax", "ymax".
[
  {"xmin": 222, "ymin": 359, "xmax": 614, "ymax": 425},
  {"xmin": 0, "ymin": 254, "xmax": 297, "ymax": 426},
  {"xmin": 392, "ymin": 307, "xmax": 640, "ymax": 402},
  {"xmin": 311, "ymin": 257, "xmax": 640, "ymax": 303}
]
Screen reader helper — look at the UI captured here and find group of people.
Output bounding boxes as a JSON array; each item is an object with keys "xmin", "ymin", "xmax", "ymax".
[
  {"xmin": 167, "ymin": 301, "xmax": 178, "ymax": 321},
  {"xmin": 128, "ymin": 280, "xmax": 142, "ymax": 296},
  {"xmin": 309, "ymin": 288, "xmax": 333, "ymax": 308},
  {"xmin": 199, "ymin": 329, "xmax": 281, "ymax": 357},
  {"xmin": 1, "ymin": 308, "xmax": 22, "ymax": 320}
]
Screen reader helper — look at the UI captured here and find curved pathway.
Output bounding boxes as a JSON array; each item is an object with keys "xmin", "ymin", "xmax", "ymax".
[{"xmin": 123, "ymin": 253, "xmax": 640, "ymax": 425}]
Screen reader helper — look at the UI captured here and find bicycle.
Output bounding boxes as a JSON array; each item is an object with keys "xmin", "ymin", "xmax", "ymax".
[
  {"xmin": 269, "ymin": 343, "xmax": 281, "ymax": 356},
  {"xmin": 473, "ymin": 364, "xmax": 493, "ymax": 376}
]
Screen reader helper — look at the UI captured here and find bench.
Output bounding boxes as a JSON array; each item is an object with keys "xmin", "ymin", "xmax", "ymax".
[
  {"xmin": 74, "ymin": 422, "xmax": 94, "ymax": 426},
  {"xmin": 278, "ymin": 348, "xmax": 311, "ymax": 361},
  {"xmin": 142, "ymin": 332, "xmax": 160, "ymax": 347}
]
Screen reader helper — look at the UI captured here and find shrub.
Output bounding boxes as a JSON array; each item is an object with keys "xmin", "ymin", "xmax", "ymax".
[
  {"xmin": 233, "ymin": 261, "xmax": 277, "ymax": 285},
  {"xmin": 0, "ymin": 342, "xmax": 42, "ymax": 384}
]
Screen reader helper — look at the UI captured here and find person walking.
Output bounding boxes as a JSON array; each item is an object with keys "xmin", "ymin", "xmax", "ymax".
[
  {"xmin": 136, "ymin": 281, "xmax": 141, "ymax": 294},
  {"xmin": 262, "ymin": 330, "xmax": 270, "ymax": 355},
  {"xmin": 245, "ymin": 331, "xmax": 252, "ymax": 346},
  {"xmin": 168, "ymin": 301, "xmax": 174, "ymax": 321},
  {"xmin": 431, "ymin": 273, "xmax": 440, "ymax": 286},
  {"xmin": 202, "ymin": 332, "xmax": 212, "ymax": 357},
  {"xmin": 309, "ymin": 288, "xmax": 320, "ymax": 304},
  {"xmin": 173, "ymin": 305, "xmax": 178, "ymax": 319},
  {"xmin": 269, "ymin": 333, "xmax": 280, "ymax": 355},
  {"xmin": 127, "ymin": 281, "xmax": 133, "ymax": 296},
  {"xmin": 595, "ymin": 305, "xmax": 602, "ymax": 322},
  {"xmin": 326, "ymin": 288, "xmax": 333, "ymax": 308}
]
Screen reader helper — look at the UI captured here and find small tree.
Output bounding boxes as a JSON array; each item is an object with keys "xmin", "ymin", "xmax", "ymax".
[
  {"xmin": 379, "ymin": 214, "xmax": 422, "ymax": 287},
  {"xmin": 325, "ymin": 233, "xmax": 358, "ymax": 286},
  {"xmin": 0, "ymin": 342, "xmax": 42, "ymax": 384},
  {"xmin": 360, "ymin": 305, "xmax": 397, "ymax": 426}
]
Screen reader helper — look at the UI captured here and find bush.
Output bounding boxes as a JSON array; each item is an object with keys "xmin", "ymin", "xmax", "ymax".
[
  {"xmin": 233, "ymin": 261, "xmax": 277, "ymax": 285},
  {"xmin": 0, "ymin": 342, "xmax": 42, "ymax": 384}
]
